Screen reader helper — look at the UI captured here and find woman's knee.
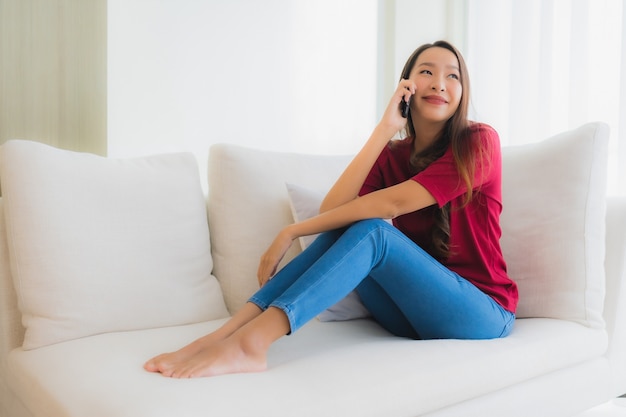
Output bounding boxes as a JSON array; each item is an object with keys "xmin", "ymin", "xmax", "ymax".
[
  {"xmin": 347, "ymin": 218, "xmax": 391, "ymax": 235},
  {"xmin": 307, "ymin": 228, "xmax": 344, "ymax": 250}
]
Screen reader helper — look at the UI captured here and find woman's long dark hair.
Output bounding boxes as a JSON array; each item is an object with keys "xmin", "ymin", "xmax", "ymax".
[{"xmin": 398, "ymin": 40, "xmax": 484, "ymax": 260}]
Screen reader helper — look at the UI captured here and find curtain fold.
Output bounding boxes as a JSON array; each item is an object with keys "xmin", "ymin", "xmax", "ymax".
[
  {"xmin": 0, "ymin": 0, "xmax": 107, "ymax": 156},
  {"xmin": 466, "ymin": 0, "xmax": 624, "ymax": 195}
]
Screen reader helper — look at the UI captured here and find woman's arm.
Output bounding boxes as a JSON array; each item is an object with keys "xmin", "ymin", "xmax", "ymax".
[
  {"xmin": 257, "ymin": 80, "xmax": 422, "ymax": 285},
  {"xmin": 257, "ymin": 179, "xmax": 436, "ymax": 285},
  {"xmin": 301, "ymin": 180, "xmax": 435, "ymax": 236},
  {"xmin": 318, "ymin": 124, "xmax": 395, "ymax": 213},
  {"xmin": 319, "ymin": 80, "xmax": 417, "ymax": 213}
]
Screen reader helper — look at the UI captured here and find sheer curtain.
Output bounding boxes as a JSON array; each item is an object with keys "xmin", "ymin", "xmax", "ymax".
[{"xmin": 465, "ymin": 0, "xmax": 625, "ymax": 196}]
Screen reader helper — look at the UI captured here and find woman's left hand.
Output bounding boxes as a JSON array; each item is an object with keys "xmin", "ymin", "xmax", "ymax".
[{"xmin": 257, "ymin": 227, "xmax": 295, "ymax": 287}]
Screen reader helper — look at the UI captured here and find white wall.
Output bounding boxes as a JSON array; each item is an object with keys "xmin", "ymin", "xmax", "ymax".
[
  {"xmin": 108, "ymin": 0, "xmax": 379, "ymax": 191},
  {"xmin": 377, "ymin": 0, "xmax": 465, "ymax": 119},
  {"xmin": 107, "ymin": 0, "xmax": 453, "ymax": 190}
]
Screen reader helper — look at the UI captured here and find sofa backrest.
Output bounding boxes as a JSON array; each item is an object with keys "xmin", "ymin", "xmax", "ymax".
[
  {"xmin": 208, "ymin": 123, "xmax": 610, "ymax": 330},
  {"xmin": 603, "ymin": 196, "xmax": 626, "ymax": 396},
  {"xmin": 0, "ymin": 122, "xmax": 614, "ymax": 355}
]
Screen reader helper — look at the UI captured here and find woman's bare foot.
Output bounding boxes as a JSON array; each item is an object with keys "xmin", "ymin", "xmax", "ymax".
[
  {"xmin": 143, "ymin": 332, "xmax": 225, "ymax": 375},
  {"xmin": 163, "ymin": 307, "xmax": 290, "ymax": 378},
  {"xmin": 168, "ymin": 334, "xmax": 268, "ymax": 378},
  {"xmin": 144, "ymin": 303, "xmax": 265, "ymax": 376}
]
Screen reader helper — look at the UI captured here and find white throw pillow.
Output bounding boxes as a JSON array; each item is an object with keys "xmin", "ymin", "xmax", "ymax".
[
  {"xmin": 207, "ymin": 144, "xmax": 352, "ymax": 314},
  {"xmin": 500, "ymin": 122, "xmax": 609, "ymax": 328},
  {"xmin": 285, "ymin": 183, "xmax": 371, "ymax": 322},
  {"xmin": 0, "ymin": 140, "xmax": 229, "ymax": 349},
  {"xmin": 285, "ymin": 183, "xmax": 325, "ymax": 250}
]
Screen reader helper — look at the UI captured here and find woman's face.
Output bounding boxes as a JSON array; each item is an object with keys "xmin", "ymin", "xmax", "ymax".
[{"xmin": 407, "ymin": 47, "xmax": 462, "ymax": 126}]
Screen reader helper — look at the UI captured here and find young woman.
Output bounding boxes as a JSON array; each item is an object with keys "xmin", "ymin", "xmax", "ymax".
[{"xmin": 144, "ymin": 40, "xmax": 518, "ymax": 378}]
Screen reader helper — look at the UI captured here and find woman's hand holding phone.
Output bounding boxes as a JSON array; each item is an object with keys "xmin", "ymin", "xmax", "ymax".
[
  {"xmin": 378, "ymin": 79, "xmax": 415, "ymax": 137},
  {"xmin": 399, "ymin": 77, "xmax": 413, "ymax": 118}
]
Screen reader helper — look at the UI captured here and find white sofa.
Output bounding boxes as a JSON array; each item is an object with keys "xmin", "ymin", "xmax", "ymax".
[{"xmin": 1, "ymin": 122, "xmax": 625, "ymax": 417}]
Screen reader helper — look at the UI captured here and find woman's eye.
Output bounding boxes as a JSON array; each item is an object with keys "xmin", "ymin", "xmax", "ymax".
[
  {"xmin": 448, "ymin": 73, "xmax": 460, "ymax": 80},
  {"xmin": 420, "ymin": 69, "xmax": 432, "ymax": 75}
]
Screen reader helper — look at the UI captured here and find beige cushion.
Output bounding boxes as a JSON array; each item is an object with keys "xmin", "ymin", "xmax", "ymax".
[
  {"xmin": 0, "ymin": 140, "xmax": 228, "ymax": 349},
  {"xmin": 208, "ymin": 144, "xmax": 352, "ymax": 313},
  {"xmin": 500, "ymin": 122, "xmax": 609, "ymax": 328}
]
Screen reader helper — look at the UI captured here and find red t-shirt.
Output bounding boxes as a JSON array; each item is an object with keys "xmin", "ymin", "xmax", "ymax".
[{"xmin": 359, "ymin": 123, "xmax": 518, "ymax": 313}]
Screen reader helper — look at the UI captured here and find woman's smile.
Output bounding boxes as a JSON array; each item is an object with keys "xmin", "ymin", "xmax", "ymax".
[{"xmin": 422, "ymin": 95, "xmax": 448, "ymax": 105}]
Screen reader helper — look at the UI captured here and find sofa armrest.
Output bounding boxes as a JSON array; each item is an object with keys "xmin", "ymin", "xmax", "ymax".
[
  {"xmin": 603, "ymin": 196, "xmax": 626, "ymax": 397},
  {"xmin": 0, "ymin": 199, "xmax": 25, "ymax": 372}
]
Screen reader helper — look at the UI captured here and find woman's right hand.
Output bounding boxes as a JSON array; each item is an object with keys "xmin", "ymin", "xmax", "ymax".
[
  {"xmin": 378, "ymin": 79, "xmax": 416, "ymax": 136},
  {"xmin": 320, "ymin": 79, "xmax": 417, "ymax": 214},
  {"xmin": 257, "ymin": 226, "xmax": 295, "ymax": 287}
]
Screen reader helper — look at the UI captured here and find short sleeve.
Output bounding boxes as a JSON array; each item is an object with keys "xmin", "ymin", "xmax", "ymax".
[{"xmin": 413, "ymin": 124, "xmax": 500, "ymax": 207}]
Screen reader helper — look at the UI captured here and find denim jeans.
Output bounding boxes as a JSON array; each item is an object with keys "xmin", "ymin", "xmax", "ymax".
[{"xmin": 248, "ymin": 219, "xmax": 515, "ymax": 340}]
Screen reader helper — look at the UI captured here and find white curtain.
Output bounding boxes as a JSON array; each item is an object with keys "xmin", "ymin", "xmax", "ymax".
[{"xmin": 465, "ymin": 0, "xmax": 625, "ymax": 196}]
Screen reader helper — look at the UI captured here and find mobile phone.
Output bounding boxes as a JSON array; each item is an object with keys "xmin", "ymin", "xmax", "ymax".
[
  {"xmin": 400, "ymin": 77, "xmax": 411, "ymax": 118},
  {"xmin": 400, "ymin": 98, "xmax": 410, "ymax": 118}
]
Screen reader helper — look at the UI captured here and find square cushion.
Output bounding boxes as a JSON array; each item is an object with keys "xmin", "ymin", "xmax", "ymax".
[
  {"xmin": 208, "ymin": 144, "xmax": 352, "ymax": 313},
  {"xmin": 500, "ymin": 122, "xmax": 609, "ymax": 328},
  {"xmin": 0, "ymin": 140, "xmax": 228, "ymax": 349}
]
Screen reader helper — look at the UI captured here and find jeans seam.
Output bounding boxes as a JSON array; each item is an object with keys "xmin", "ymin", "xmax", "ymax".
[{"xmin": 498, "ymin": 311, "xmax": 516, "ymax": 338}]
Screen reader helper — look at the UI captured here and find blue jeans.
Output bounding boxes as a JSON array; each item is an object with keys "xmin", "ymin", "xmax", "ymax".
[{"xmin": 248, "ymin": 219, "xmax": 515, "ymax": 340}]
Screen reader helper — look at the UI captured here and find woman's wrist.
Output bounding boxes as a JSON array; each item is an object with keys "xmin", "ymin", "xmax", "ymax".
[
  {"xmin": 281, "ymin": 224, "xmax": 298, "ymax": 242},
  {"xmin": 372, "ymin": 122, "xmax": 400, "ymax": 144}
]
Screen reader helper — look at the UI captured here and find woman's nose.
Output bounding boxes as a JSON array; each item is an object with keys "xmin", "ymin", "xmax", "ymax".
[
  {"xmin": 431, "ymin": 77, "xmax": 445, "ymax": 91},
  {"xmin": 431, "ymin": 83, "xmax": 445, "ymax": 92}
]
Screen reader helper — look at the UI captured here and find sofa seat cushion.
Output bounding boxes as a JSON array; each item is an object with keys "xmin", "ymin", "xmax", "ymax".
[{"xmin": 7, "ymin": 319, "xmax": 607, "ymax": 417}]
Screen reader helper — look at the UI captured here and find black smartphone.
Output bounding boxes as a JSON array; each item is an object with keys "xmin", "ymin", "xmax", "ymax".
[{"xmin": 400, "ymin": 98, "xmax": 410, "ymax": 118}]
